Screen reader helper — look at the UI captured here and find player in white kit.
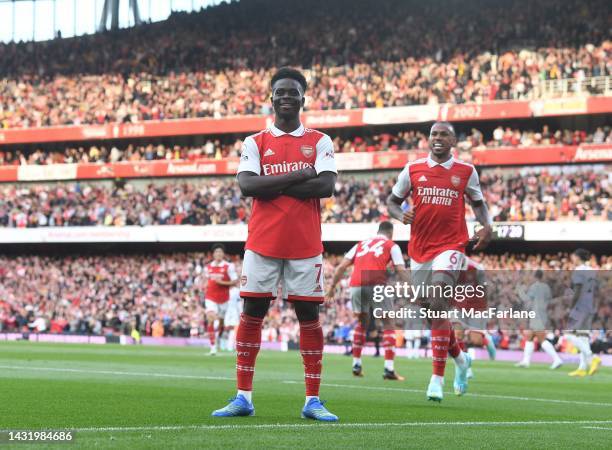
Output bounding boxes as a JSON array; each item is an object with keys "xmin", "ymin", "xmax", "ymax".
[
  {"xmin": 564, "ymin": 249, "xmax": 601, "ymax": 377},
  {"xmin": 515, "ymin": 270, "xmax": 563, "ymax": 369}
]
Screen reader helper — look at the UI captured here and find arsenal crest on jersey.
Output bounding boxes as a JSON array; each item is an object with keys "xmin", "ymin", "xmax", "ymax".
[
  {"xmin": 300, "ymin": 145, "xmax": 314, "ymax": 158},
  {"xmin": 451, "ymin": 175, "xmax": 461, "ymax": 187}
]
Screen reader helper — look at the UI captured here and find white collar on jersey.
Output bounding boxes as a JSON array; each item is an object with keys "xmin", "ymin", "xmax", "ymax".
[
  {"xmin": 427, "ymin": 154, "xmax": 455, "ymax": 169},
  {"xmin": 269, "ymin": 123, "xmax": 305, "ymax": 137}
]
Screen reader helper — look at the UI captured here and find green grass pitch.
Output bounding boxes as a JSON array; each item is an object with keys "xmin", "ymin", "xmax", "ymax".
[{"xmin": 1, "ymin": 341, "xmax": 611, "ymax": 449}]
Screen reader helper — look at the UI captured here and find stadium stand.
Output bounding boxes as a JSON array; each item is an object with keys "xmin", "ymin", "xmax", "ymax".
[
  {"xmin": 0, "ymin": 164, "xmax": 609, "ymax": 227},
  {"xmin": 1, "ymin": 126, "xmax": 610, "ymax": 165},
  {"xmin": 0, "ymin": 0, "xmax": 609, "ymax": 356},
  {"xmin": 1, "ymin": 252, "xmax": 610, "ymax": 342},
  {"xmin": 0, "ymin": 0, "xmax": 609, "ymax": 128}
]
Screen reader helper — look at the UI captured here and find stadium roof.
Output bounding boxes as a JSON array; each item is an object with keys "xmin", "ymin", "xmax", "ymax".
[{"xmin": 0, "ymin": 0, "xmax": 224, "ymax": 44}]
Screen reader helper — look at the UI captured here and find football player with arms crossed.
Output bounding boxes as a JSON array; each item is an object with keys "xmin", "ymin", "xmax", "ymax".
[
  {"xmin": 213, "ymin": 67, "xmax": 339, "ymax": 421},
  {"xmin": 386, "ymin": 122, "xmax": 493, "ymax": 402}
]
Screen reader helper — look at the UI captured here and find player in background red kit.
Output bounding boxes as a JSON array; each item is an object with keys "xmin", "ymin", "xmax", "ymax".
[
  {"xmin": 212, "ymin": 68, "xmax": 339, "ymax": 421},
  {"xmin": 326, "ymin": 221, "xmax": 408, "ymax": 381},
  {"xmin": 204, "ymin": 244, "xmax": 239, "ymax": 355},
  {"xmin": 386, "ymin": 122, "xmax": 492, "ymax": 402}
]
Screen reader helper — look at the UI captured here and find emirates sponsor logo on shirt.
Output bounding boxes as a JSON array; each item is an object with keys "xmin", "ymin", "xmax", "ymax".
[
  {"xmin": 262, "ymin": 160, "xmax": 313, "ymax": 176},
  {"xmin": 300, "ymin": 145, "xmax": 314, "ymax": 158},
  {"xmin": 451, "ymin": 175, "xmax": 461, "ymax": 187},
  {"xmin": 416, "ymin": 186, "xmax": 460, "ymax": 206}
]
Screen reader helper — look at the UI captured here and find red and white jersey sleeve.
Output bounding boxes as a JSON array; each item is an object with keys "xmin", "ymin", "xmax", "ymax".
[
  {"xmin": 227, "ymin": 262, "xmax": 238, "ymax": 281},
  {"xmin": 389, "ymin": 244, "xmax": 405, "ymax": 266},
  {"xmin": 314, "ymin": 134, "xmax": 337, "ymax": 175},
  {"xmin": 237, "ymin": 136, "xmax": 261, "ymax": 175},
  {"xmin": 465, "ymin": 166, "xmax": 484, "ymax": 202},
  {"xmin": 391, "ymin": 165, "xmax": 412, "ymax": 199}
]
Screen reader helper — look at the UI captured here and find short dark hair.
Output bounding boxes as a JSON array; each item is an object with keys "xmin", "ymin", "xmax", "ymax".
[
  {"xmin": 535, "ymin": 269, "xmax": 543, "ymax": 279},
  {"xmin": 270, "ymin": 67, "xmax": 307, "ymax": 92},
  {"xmin": 211, "ymin": 243, "xmax": 225, "ymax": 252},
  {"xmin": 431, "ymin": 121, "xmax": 456, "ymax": 136},
  {"xmin": 573, "ymin": 248, "xmax": 590, "ymax": 262},
  {"xmin": 378, "ymin": 221, "xmax": 394, "ymax": 235}
]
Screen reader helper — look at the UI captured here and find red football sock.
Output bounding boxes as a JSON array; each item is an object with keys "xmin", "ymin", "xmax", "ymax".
[
  {"xmin": 352, "ymin": 323, "xmax": 365, "ymax": 358},
  {"xmin": 299, "ymin": 319, "xmax": 324, "ymax": 397},
  {"xmin": 207, "ymin": 322, "xmax": 216, "ymax": 346},
  {"xmin": 235, "ymin": 313, "xmax": 263, "ymax": 391},
  {"xmin": 448, "ymin": 327, "xmax": 462, "ymax": 359},
  {"xmin": 383, "ymin": 329, "xmax": 395, "ymax": 361},
  {"xmin": 431, "ymin": 320, "xmax": 451, "ymax": 376}
]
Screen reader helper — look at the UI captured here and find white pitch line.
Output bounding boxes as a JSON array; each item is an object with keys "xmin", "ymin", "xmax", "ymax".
[
  {"xmin": 282, "ymin": 381, "xmax": 612, "ymax": 408},
  {"xmin": 3, "ymin": 420, "xmax": 612, "ymax": 434},
  {"xmin": 3, "ymin": 364, "xmax": 611, "ymax": 408},
  {"xmin": 0, "ymin": 365, "xmax": 233, "ymax": 381},
  {"xmin": 582, "ymin": 426, "xmax": 612, "ymax": 431}
]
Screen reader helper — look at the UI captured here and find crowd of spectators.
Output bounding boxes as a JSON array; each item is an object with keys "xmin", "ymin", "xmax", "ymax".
[
  {"xmin": 0, "ymin": 180, "xmax": 247, "ymax": 227},
  {"xmin": 3, "ymin": 0, "xmax": 608, "ymax": 78},
  {"xmin": 475, "ymin": 166, "xmax": 611, "ymax": 222},
  {"xmin": 2, "ymin": 125, "xmax": 610, "ymax": 166},
  {"xmin": 0, "ymin": 0, "xmax": 609, "ymax": 128},
  {"xmin": 1, "ymin": 44, "xmax": 608, "ymax": 129},
  {"xmin": 323, "ymin": 167, "xmax": 611, "ymax": 223},
  {"xmin": 0, "ymin": 165, "xmax": 609, "ymax": 227},
  {"xmin": 0, "ymin": 252, "xmax": 610, "ymax": 348}
]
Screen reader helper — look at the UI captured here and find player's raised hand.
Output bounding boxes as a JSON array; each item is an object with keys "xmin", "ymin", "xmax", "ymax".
[
  {"xmin": 472, "ymin": 225, "xmax": 492, "ymax": 251},
  {"xmin": 402, "ymin": 210, "xmax": 415, "ymax": 225}
]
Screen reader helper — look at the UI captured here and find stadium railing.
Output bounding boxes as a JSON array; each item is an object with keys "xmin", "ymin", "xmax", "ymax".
[
  {"xmin": 536, "ymin": 76, "xmax": 612, "ymax": 99},
  {"xmin": 0, "ymin": 222, "xmax": 609, "ymax": 244}
]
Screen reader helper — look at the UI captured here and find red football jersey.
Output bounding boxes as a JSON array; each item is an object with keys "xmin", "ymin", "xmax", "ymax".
[
  {"xmin": 346, "ymin": 235, "xmax": 405, "ymax": 286},
  {"xmin": 237, "ymin": 124, "xmax": 337, "ymax": 259},
  {"xmin": 205, "ymin": 260, "xmax": 237, "ymax": 304},
  {"xmin": 392, "ymin": 156, "xmax": 484, "ymax": 263}
]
